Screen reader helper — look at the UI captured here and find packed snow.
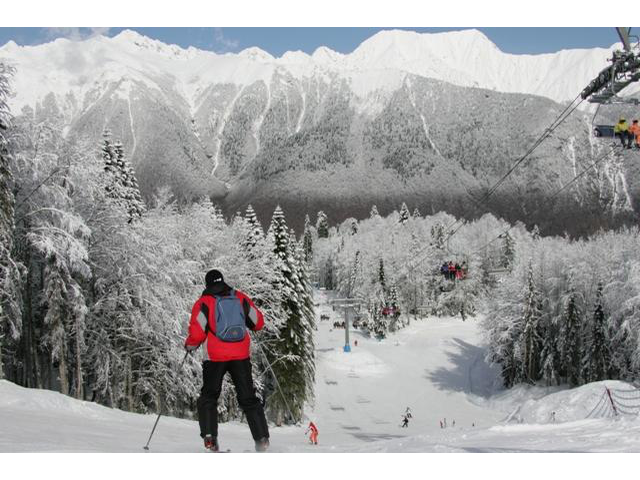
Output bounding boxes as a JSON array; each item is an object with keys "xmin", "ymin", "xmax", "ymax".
[{"xmin": 1, "ymin": 288, "xmax": 639, "ymax": 453}]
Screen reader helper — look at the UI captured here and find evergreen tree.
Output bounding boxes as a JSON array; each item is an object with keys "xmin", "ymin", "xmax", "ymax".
[
  {"xmin": 316, "ymin": 210, "xmax": 329, "ymax": 238},
  {"xmin": 102, "ymin": 132, "xmax": 145, "ymax": 223},
  {"xmin": 302, "ymin": 214, "xmax": 313, "ymax": 264},
  {"xmin": 399, "ymin": 202, "xmax": 411, "ymax": 225},
  {"xmin": 539, "ymin": 323, "xmax": 559, "ymax": 386},
  {"xmin": 583, "ymin": 283, "xmax": 610, "ymax": 383},
  {"xmin": 412, "ymin": 207, "xmax": 422, "ymax": 218},
  {"xmin": 378, "ymin": 258, "xmax": 387, "ymax": 289},
  {"xmin": 371, "ymin": 298, "xmax": 389, "ymax": 339},
  {"xmin": 244, "ymin": 204, "xmax": 264, "ymax": 252},
  {"xmin": 370, "ymin": 205, "xmax": 380, "ymax": 218},
  {"xmin": 430, "ymin": 222, "xmax": 446, "ymax": 250},
  {"xmin": 389, "ymin": 284, "xmax": 399, "ymax": 311},
  {"xmin": 501, "ymin": 231, "xmax": 516, "ymax": 270},
  {"xmin": 560, "ymin": 287, "xmax": 582, "ymax": 386},
  {"xmin": 520, "ymin": 262, "xmax": 543, "ymax": 383},
  {"xmin": 348, "ymin": 250, "xmax": 360, "ymax": 297},
  {"xmin": 388, "ymin": 283, "xmax": 403, "ymax": 331},
  {"xmin": 350, "ymin": 219, "xmax": 358, "ymax": 235},
  {"xmin": 265, "ymin": 206, "xmax": 315, "ymax": 424}
]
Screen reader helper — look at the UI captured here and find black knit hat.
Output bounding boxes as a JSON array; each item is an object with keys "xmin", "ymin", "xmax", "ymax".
[{"xmin": 205, "ymin": 269, "xmax": 224, "ymax": 287}]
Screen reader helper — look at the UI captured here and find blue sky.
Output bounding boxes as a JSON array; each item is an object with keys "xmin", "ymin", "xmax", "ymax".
[{"xmin": 0, "ymin": 27, "xmax": 632, "ymax": 56}]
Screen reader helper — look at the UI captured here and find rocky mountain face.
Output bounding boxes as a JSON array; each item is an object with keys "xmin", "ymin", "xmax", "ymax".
[{"xmin": 1, "ymin": 29, "xmax": 637, "ymax": 234}]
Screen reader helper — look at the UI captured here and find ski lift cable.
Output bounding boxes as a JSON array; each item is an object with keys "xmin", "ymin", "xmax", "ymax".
[
  {"xmin": 468, "ymin": 143, "xmax": 622, "ymax": 257},
  {"xmin": 441, "ymin": 94, "xmax": 585, "ymax": 237},
  {"xmin": 479, "ymin": 95, "xmax": 585, "ymax": 204},
  {"xmin": 397, "ymin": 94, "xmax": 586, "ymax": 280}
]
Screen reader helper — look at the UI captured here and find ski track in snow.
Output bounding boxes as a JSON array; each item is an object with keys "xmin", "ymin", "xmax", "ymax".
[{"xmin": 3, "ymin": 288, "xmax": 640, "ymax": 453}]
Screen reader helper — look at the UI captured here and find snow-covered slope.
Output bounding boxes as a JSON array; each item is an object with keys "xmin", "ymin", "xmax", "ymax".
[{"xmin": 2, "ymin": 288, "xmax": 639, "ymax": 453}]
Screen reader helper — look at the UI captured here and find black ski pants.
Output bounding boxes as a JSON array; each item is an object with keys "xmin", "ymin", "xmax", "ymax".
[
  {"xmin": 616, "ymin": 131, "xmax": 633, "ymax": 147},
  {"xmin": 197, "ymin": 358, "xmax": 269, "ymax": 441}
]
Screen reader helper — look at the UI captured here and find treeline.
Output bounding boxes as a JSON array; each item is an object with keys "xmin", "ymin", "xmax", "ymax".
[
  {"xmin": 306, "ymin": 203, "xmax": 515, "ymax": 338},
  {"xmin": 307, "ymin": 200, "xmax": 640, "ymax": 391},
  {"xmin": 0, "ymin": 64, "xmax": 315, "ymax": 424},
  {"xmin": 484, "ymin": 228, "xmax": 640, "ymax": 388}
]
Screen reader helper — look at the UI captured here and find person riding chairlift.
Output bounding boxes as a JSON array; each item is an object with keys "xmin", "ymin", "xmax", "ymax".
[
  {"xmin": 630, "ymin": 120, "xmax": 640, "ymax": 149},
  {"xmin": 614, "ymin": 118, "xmax": 634, "ymax": 149}
]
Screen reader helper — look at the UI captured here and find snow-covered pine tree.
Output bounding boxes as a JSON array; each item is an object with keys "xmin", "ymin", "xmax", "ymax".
[
  {"xmin": 0, "ymin": 62, "xmax": 21, "ymax": 378},
  {"xmin": 539, "ymin": 321, "xmax": 559, "ymax": 386},
  {"xmin": 520, "ymin": 262, "xmax": 543, "ymax": 383},
  {"xmin": 370, "ymin": 205, "xmax": 380, "ymax": 218},
  {"xmin": 265, "ymin": 206, "xmax": 314, "ymax": 424},
  {"xmin": 302, "ymin": 214, "xmax": 313, "ymax": 264},
  {"xmin": 316, "ymin": 210, "xmax": 329, "ymax": 238},
  {"xmin": 388, "ymin": 283, "xmax": 402, "ymax": 331},
  {"xmin": 372, "ymin": 297, "xmax": 389, "ymax": 339},
  {"xmin": 430, "ymin": 222, "xmax": 446, "ymax": 250},
  {"xmin": 378, "ymin": 258, "xmax": 387, "ymax": 289},
  {"xmin": 399, "ymin": 202, "xmax": 410, "ymax": 225},
  {"xmin": 501, "ymin": 232, "xmax": 516, "ymax": 270},
  {"xmin": 348, "ymin": 251, "xmax": 360, "ymax": 297},
  {"xmin": 291, "ymin": 232, "xmax": 316, "ymax": 409},
  {"xmin": 560, "ymin": 286, "xmax": 582, "ymax": 386},
  {"xmin": 350, "ymin": 219, "xmax": 358, "ymax": 235},
  {"xmin": 412, "ymin": 207, "xmax": 422, "ymax": 218},
  {"xmin": 244, "ymin": 204, "xmax": 264, "ymax": 253},
  {"xmin": 583, "ymin": 282, "xmax": 610, "ymax": 383},
  {"xmin": 101, "ymin": 132, "xmax": 145, "ymax": 223}
]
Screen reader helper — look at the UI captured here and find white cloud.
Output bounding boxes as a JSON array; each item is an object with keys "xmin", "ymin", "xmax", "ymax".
[
  {"xmin": 213, "ymin": 28, "xmax": 239, "ymax": 52},
  {"xmin": 45, "ymin": 27, "xmax": 111, "ymax": 42}
]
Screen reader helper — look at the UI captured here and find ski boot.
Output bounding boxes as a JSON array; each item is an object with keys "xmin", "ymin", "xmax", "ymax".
[
  {"xmin": 254, "ymin": 437, "xmax": 269, "ymax": 452},
  {"xmin": 204, "ymin": 435, "xmax": 219, "ymax": 452}
]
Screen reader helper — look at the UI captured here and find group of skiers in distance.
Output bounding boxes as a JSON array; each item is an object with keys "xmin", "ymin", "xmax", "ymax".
[
  {"xmin": 401, "ymin": 407, "xmax": 413, "ymax": 428},
  {"xmin": 614, "ymin": 118, "xmax": 640, "ymax": 149},
  {"xmin": 439, "ymin": 261, "xmax": 468, "ymax": 281}
]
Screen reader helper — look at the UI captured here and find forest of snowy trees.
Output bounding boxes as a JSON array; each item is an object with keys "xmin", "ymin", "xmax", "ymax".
[
  {"xmin": 0, "ymin": 64, "xmax": 315, "ymax": 424},
  {"xmin": 3, "ymin": 56, "xmax": 640, "ymax": 422},
  {"xmin": 310, "ymin": 204, "xmax": 640, "ymax": 388}
]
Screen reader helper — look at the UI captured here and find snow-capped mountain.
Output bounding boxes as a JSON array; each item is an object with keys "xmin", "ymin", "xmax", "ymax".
[{"xmin": 1, "ymin": 29, "xmax": 637, "ymax": 232}]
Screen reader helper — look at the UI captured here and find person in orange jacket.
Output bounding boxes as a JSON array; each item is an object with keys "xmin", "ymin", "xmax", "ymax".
[
  {"xmin": 630, "ymin": 119, "xmax": 640, "ymax": 148},
  {"xmin": 306, "ymin": 421, "xmax": 319, "ymax": 445}
]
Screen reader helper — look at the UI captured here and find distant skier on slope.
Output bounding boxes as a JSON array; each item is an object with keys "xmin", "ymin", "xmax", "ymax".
[
  {"xmin": 185, "ymin": 269, "xmax": 270, "ymax": 452},
  {"xmin": 306, "ymin": 421, "xmax": 319, "ymax": 445},
  {"xmin": 405, "ymin": 407, "xmax": 412, "ymax": 418},
  {"xmin": 401, "ymin": 415, "xmax": 409, "ymax": 428}
]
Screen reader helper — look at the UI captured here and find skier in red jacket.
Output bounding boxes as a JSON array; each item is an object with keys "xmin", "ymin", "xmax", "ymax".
[
  {"xmin": 185, "ymin": 269, "xmax": 269, "ymax": 452},
  {"xmin": 306, "ymin": 421, "xmax": 319, "ymax": 445}
]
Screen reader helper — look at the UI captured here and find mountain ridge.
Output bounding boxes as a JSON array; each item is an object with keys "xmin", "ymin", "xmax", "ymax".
[{"xmin": 1, "ymin": 29, "xmax": 638, "ymax": 235}]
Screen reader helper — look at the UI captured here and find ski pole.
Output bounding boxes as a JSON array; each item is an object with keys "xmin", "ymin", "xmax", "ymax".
[
  {"xmin": 252, "ymin": 335, "xmax": 298, "ymax": 425},
  {"xmin": 143, "ymin": 351, "xmax": 190, "ymax": 451}
]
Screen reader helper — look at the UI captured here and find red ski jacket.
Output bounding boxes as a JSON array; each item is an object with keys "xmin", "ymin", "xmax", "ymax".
[{"xmin": 185, "ymin": 290, "xmax": 264, "ymax": 361}]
